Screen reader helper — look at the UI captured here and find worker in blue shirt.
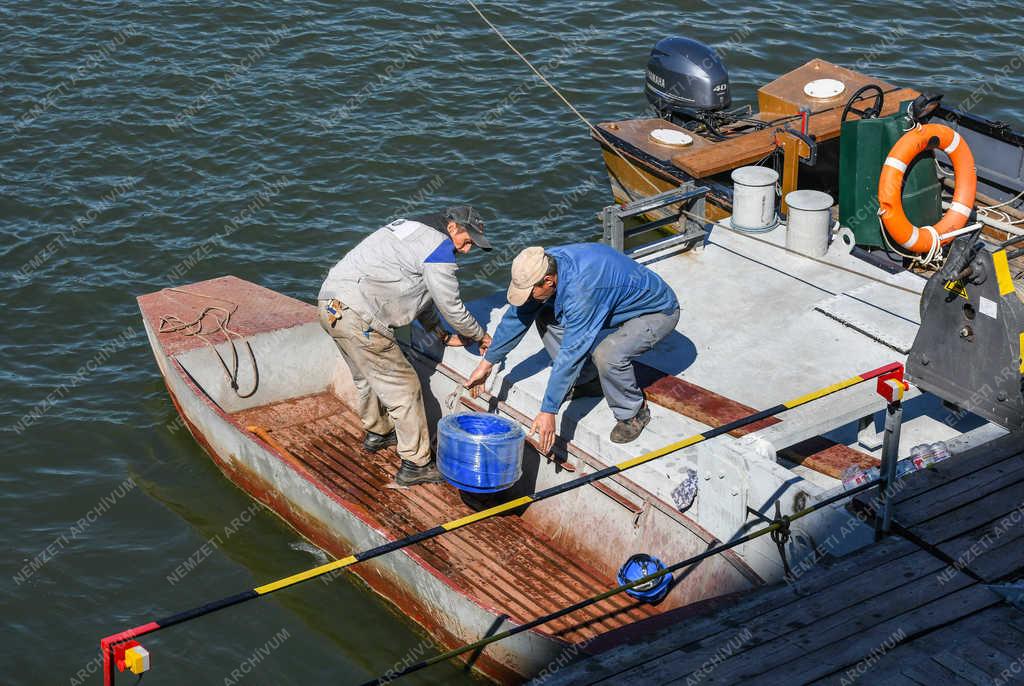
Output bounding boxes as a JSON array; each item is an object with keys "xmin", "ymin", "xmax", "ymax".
[{"xmin": 465, "ymin": 244, "xmax": 679, "ymax": 451}]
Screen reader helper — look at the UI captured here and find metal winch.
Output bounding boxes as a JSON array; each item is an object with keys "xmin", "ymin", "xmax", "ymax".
[{"xmin": 906, "ymin": 236, "xmax": 1024, "ymax": 430}]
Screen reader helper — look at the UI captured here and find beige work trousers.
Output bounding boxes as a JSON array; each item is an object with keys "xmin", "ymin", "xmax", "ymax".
[{"xmin": 318, "ymin": 301, "xmax": 431, "ymax": 466}]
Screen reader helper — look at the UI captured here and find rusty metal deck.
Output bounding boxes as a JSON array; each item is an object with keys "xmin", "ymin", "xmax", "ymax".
[{"xmin": 232, "ymin": 391, "xmax": 661, "ymax": 645}]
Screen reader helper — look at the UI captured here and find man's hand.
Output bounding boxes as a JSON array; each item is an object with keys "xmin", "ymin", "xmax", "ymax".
[
  {"xmin": 465, "ymin": 359, "xmax": 494, "ymax": 398},
  {"xmin": 531, "ymin": 411, "xmax": 556, "ymax": 454},
  {"xmin": 477, "ymin": 333, "xmax": 492, "ymax": 355}
]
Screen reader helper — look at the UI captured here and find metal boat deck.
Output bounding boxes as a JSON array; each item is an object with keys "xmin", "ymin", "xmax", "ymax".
[
  {"xmin": 232, "ymin": 391, "xmax": 660, "ymax": 645},
  {"xmin": 546, "ymin": 432, "xmax": 1024, "ymax": 685}
]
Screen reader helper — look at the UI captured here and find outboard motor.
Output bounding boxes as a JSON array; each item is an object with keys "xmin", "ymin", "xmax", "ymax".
[{"xmin": 645, "ymin": 37, "xmax": 731, "ymax": 124}]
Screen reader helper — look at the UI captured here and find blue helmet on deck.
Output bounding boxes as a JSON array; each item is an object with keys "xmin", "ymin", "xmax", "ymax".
[{"xmin": 618, "ymin": 553, "xmax": 672, "ymax": 604}]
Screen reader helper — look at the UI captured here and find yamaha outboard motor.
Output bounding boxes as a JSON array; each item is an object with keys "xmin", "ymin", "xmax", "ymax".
[{"xmin": 645, "ymin": 37, "xmax": 730, "ymax": 124}]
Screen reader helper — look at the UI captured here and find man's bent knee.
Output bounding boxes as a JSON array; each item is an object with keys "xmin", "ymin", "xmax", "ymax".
[{"xmin": 593, "ymin": 338, "xmax": 630, "ymax": 371}]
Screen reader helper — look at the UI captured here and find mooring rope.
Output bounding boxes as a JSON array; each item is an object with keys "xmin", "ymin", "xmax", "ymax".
[{"xmin": 157, "ymin": 288, "xmax": 259, "ymax": 398}]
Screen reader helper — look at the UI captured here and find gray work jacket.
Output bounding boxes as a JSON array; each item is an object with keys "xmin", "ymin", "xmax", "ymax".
[{"xmin": 318, "ymin": 217, "xmax": 485, "ymax": 341}]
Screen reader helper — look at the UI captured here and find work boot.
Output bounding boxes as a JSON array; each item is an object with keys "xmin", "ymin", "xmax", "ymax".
[
  {"xmin": 610, "ymin": 403, "xmax": 651, "ymax": 444},
  {"xmin": 569, "ymin": 378, "xmax": 604, "ymax": 401},
  {"xmin": 394, "ymin": 459, "xmax": 446, "ymax": 487},
  {"xmin": 363, "ymin": 430, "xmax": 397, "ymax": 452}
]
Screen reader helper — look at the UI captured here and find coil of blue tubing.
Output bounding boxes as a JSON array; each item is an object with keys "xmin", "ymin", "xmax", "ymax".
[
  {"xmin": 617, "ymin": 553, "xmax": 673, "ymax": 603},
  {"xmin": 436, "ymin": 412, "xmax": 525, "ymax": 493}
]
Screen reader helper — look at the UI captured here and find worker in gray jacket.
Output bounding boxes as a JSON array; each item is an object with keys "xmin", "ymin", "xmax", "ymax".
[{"xmin": 318, "ymin": 206, "xmax": 493, "ymax": 486}]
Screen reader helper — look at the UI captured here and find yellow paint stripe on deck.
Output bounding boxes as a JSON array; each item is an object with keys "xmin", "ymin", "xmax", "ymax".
[
  {"xmin": 255, "ymin": 555, "xmax": 357, "ymax": 594},
  {"xmin": 783, "ymin": 375, "xmax": 863, "ymax": 409},
  {"xmin": 441, "ymin": 496, "xmax": 534, "ymax": 531},
  {"xmin": 994, "ymin": 250, "xmax": 1016, "ymax": 296}
]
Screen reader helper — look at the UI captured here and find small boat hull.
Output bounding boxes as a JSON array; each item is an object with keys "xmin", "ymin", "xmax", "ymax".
[{"xmin": 138, "ymin": 276, "xmax": 761, "ymax": 683}]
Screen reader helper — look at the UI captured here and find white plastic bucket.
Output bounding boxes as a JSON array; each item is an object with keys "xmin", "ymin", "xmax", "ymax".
[
  {"xmin": 785, "ymin": 190, "xmax": 834, "ymax": 257},
  {"xmin": 730, "ymin": 166, "xmax": 778, "ymax": 232}
]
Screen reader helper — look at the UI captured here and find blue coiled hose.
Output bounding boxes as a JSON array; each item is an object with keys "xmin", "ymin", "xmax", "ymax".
[{"xmin": 436, "ymin": 412, "xmax": 525, "ymax": 493}]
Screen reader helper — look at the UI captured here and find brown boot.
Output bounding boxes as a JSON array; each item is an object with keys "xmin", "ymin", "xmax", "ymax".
[{"xmin": 610, "ymin": 404, "xmax": 651, "ymax": 444}]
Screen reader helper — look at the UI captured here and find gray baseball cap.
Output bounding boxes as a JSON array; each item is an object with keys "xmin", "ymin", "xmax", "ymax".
[{"xmin": 445, "ymin": 205, "xmax": 492, "ymax": 251}]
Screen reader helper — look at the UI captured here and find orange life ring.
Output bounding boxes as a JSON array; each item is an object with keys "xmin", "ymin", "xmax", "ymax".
[{"xmin": 878, "ymin": 123, "xmax": 977, "ymax": 254}]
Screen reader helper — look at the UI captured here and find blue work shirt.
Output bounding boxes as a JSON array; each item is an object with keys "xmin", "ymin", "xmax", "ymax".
[{"xmin": 484, "ymin": 243, "xmax": 678, "ymax": 414}]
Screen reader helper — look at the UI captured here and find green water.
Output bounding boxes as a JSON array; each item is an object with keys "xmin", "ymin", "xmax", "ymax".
[{"xmin": 4, "ymin": 1, "xmax": 1022, "ymax": 683}]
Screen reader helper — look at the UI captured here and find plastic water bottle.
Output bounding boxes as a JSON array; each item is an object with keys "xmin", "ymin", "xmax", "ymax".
[
  {"xmin": 916, "ymin": 441, "xmax": 951, "ymax": 468},
  {"xmin": 929, "ymin": 441, "xmax": 952, "ymax": 465},
  {"xmin": 908, "ymin": 444, "xmax": 933, "ymax": 470},
  {"xmin": 895, "ymin": 458, "xmax": 917, "ymax": 477},
  {"xmin": 841, "ymin": 465, "xmax": 879, "ymax": 490},
  {"xmin": 908, "ymin": 441, "xmax": 952, "ymax": 470}
]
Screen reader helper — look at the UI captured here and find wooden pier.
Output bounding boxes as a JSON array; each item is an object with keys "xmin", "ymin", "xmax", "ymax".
[{"xmin": 550, "ymin": 433, "xmax": 1024, "ymax": 685}]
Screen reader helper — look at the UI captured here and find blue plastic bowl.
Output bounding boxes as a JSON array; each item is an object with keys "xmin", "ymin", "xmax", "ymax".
[
  {"xmin": 617, "ymin": 554, "xmax": 673, "ymax": 603},
  {"xmin": 436, "ymin": 412, "xmax": 525, "ymax": 493}
]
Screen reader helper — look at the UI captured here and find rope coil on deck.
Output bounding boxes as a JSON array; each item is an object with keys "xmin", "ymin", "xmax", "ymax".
[{"xmin": 157, "ymin": 288, "xmax": 259, "ymax": 398}]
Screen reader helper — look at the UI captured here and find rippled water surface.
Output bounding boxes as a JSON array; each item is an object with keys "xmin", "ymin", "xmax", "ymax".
[{"xmin": 4, "ymin": 1, "xmax": 1023, "ymax": 683}]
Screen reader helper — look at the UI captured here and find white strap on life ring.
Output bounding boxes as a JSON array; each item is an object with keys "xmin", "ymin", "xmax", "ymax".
[
  {"xmin": 943, "ymin": 132, "xmax": 961, "ymax": 154},
  {"xmin": 948, "ymin": 201, "xmax": 972, "ymax": 217},
  {"xmin": 884, "ymin": 156, "xmax": 908, "ymax": 173}
]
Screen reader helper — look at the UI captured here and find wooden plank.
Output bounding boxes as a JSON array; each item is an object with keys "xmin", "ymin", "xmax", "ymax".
[
  {"xmin": 896, "ymin": 457, "xmax": 1024, "ymax": 528},
  {"xmin": 670, "ymin": 87, "xmax": 919, "ymax": 178},
  {"xmin": 968, "ymin": 531, "xmax": 1024, "ymax": 582},
  {"xmin": 946, "ymin": 635, "xmax": 1023, "ymax": 683},
  {"xmin": 932, "ymin": 650, "xmax": 1000, "ymax": 686},
  {"xmin": 899, "ymin": 655, "xmax": 976, "ymax": 686},
  {"xmin": 745, "ymin": 585, "xmax": 999, "ymax": 685},
  {"xmin": 934, "ymin": 506, "xmax": 1024, "ymax": 583},
  {"xmin": 595, "ymin": 118, "xmax": 715, "ymax": 165},
  {"xmin": 756, "ymin": 59, "xmax": 898, "ymax": 116},
  {"xmin": 811, "ymin": 635, "xmax": 974, "ymax": 686},
  {"xmin": 636, "ymin": 363, "xmax": 781, "ymax": 436},
  {"xmin": 912, "ymin": 480, "xmax": 1024, "ymax": 545},
  {"xmin": 810, "ymin": 657, "xmax": 930, "ymax": 686},
  {"xmin": 842, "ymin": 607, "xmax": 1024, "ymax": 686},
  {"xmin": 971, "ymin": 613, "xmax": 1024, "ymax": 685},
  {"xmin": 888, "ymin": 435, "xmax": 1024, "ymax": 505},
  {"xmin": 639, "ymin": 365, "xmax": 875, "ymax": 480},
  {"xmin": 779, "ymin": 436, "xmax": 878, "ymax": 479},
  {"xmin": 560, "ymin": 537, "xmax": 918, "ymax": 686},
  {"xmin": 852, "ymin": 435, "xmax": 1024, "ymax": 520},
  {"xmin": 598, "ymin": 549, "xmax": 960, "ymax": 685}
]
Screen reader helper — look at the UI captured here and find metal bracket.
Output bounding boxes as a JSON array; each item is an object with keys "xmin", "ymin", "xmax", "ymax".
[
  {"xmin": 777, "ymin": 126, "xmax": 818, "ymax": 166},
  {"xmin": 600, "ymin": 182, "xmax": 710, "ymax": 258}
]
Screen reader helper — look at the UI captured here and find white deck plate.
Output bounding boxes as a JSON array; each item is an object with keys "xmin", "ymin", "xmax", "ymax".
[{"xmin": 814, "ymin": 281, "xmax": 922, "ymax": 354}]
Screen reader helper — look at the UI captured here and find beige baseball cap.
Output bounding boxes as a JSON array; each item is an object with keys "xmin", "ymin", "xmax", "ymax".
[{"xmin": 507, "ymin": 246, "xmax": 548, "ymax": 306}]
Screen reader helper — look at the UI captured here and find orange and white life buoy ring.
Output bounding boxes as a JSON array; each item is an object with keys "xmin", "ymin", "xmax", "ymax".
[{"xmin": 878, "ymin": 123, "xmax": 977, "ymax": 254}]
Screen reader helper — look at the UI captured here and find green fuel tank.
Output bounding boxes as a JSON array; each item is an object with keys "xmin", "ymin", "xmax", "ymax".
[{"xmin": 838, "ymin": 101, "xmax": 943, "ymax": 248}]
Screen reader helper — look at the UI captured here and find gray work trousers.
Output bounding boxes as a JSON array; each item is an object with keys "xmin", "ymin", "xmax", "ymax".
[
  {"xmin": 536, "ymin": 306, "xmax": 680, "ymax": 421},
  {"xmin": 318, "ymin": 301, "xmax": 431, "ymax": 466}
]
